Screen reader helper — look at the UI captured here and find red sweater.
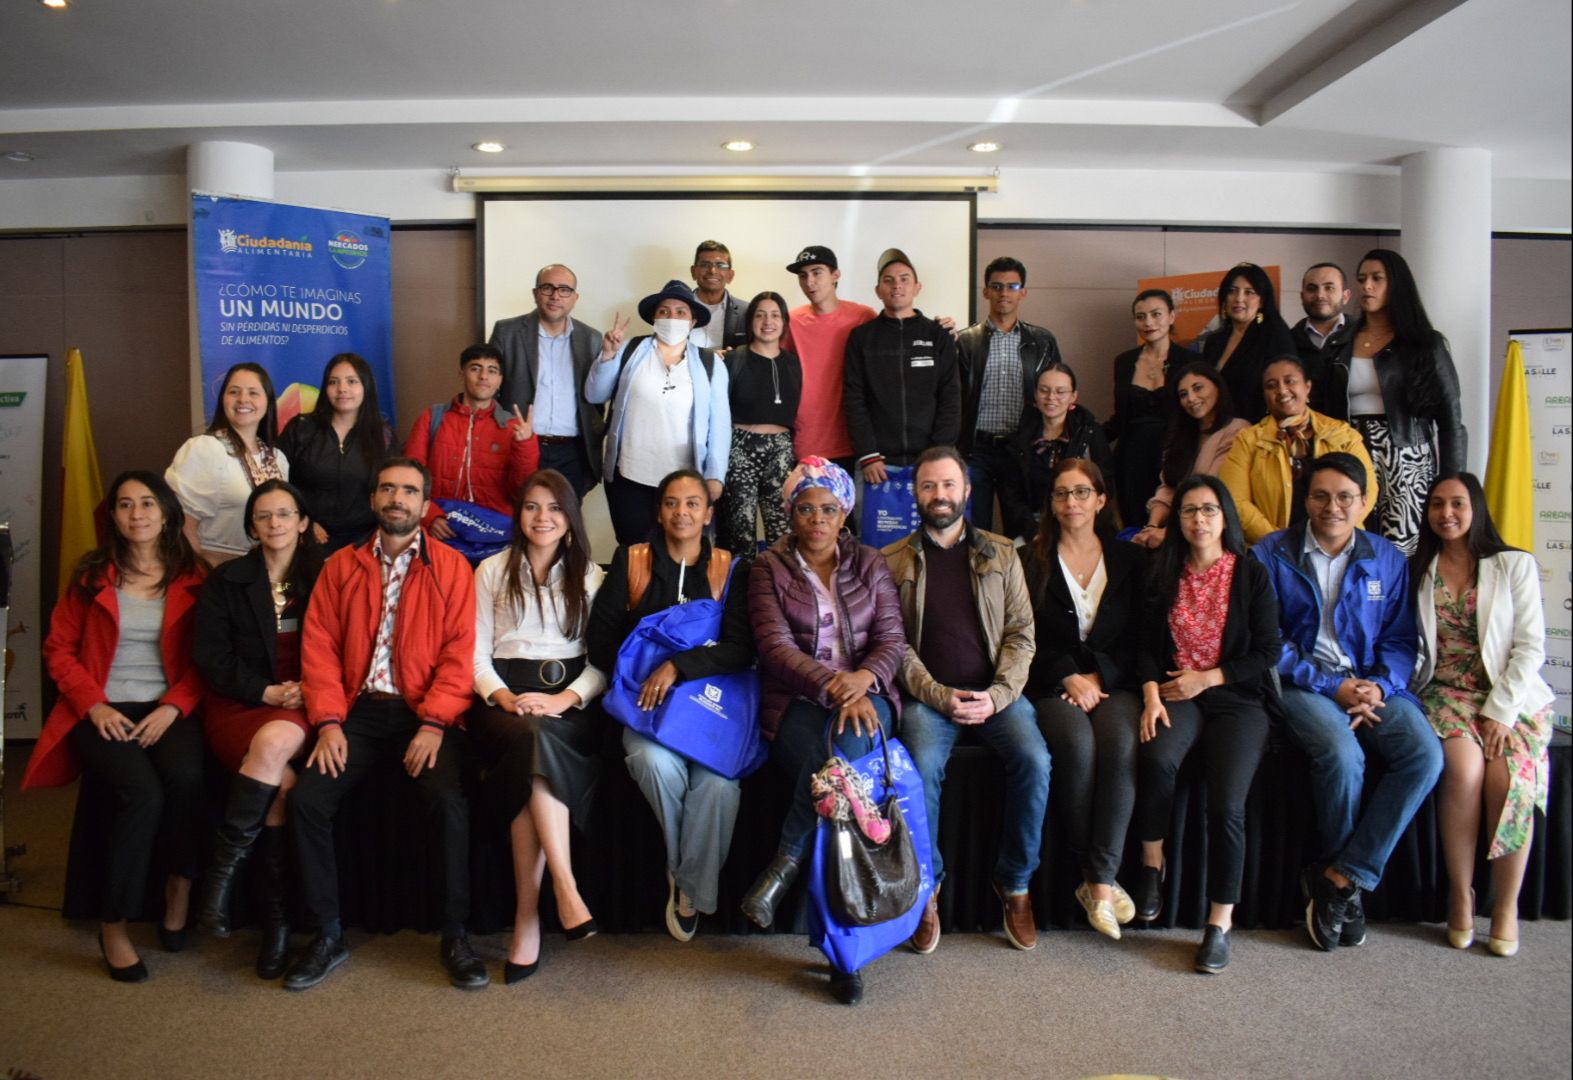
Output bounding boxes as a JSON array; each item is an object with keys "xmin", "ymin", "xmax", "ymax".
[
  {"xmin": 300, "ymin": 531, "xmax": 476, "ymax": 729},
  {"xmin": 405, "ymin": 395, "xmax": 539, "ymax": 525},
  {"xmin": 25, "ymin": 567, "xmax": 207, "ymax": 790}
]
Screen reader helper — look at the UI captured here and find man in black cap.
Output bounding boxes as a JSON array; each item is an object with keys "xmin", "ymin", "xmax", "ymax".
[
  {"xmin": 782, "ymin": 245, "xmax": 877, "ymax": 468},
  {"xmin": 843, "ymin": 249, "xmax": 961, "ymax": 482}
]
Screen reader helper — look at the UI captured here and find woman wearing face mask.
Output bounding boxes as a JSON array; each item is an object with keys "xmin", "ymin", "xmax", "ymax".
[
  {"xmin": 1106, "ymin": 290, "xmax": 1200, "ymax": 529},
  {"xmin": 998, "ymin": 362, "xmax": 1114, "ymax": 542},
  {"xmin": 585, "ymin": 470, "xmax": 755, "ymax": 943},
  {"xmin": 585, "ymin": 280, "xmax": 732, "ymax": 547},
  {"xmin": 1132, "ymin": 362, "xmax": 1249, "ymax": 550},
  {"xmin": 1201, "ymin": 264, "xmax": 1297, "ymax": 425},
  {"xmin": 716, "ymin": 292, "xmax": 803, "ymax": 556}
]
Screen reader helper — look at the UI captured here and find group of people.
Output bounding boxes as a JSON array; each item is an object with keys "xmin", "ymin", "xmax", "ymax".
[{"xmin": 23, "ymin": 242, "xmax": 1551, "ymax": 1009}]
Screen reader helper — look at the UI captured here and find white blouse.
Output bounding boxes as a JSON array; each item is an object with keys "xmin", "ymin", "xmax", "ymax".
[
  {"xmin": 165, "ymin": 433, "xmax": 289, "ymax": 557},
  {"xmin": 1060, "ymin": 553, "xmax": 1107, "ymax": 642},
  {"xmin": 473, "ymin": 552, "xmax": 606, "ymax": 708}
]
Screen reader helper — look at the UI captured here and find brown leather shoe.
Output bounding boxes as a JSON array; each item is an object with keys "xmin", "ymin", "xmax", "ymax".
[
  {"xmin": 996, "ymin": 883, "xmax": 1038, "ymax": 951},
  {"xmin": 910, "ymin": 886, "xmax": 941, "ymax": 954}
]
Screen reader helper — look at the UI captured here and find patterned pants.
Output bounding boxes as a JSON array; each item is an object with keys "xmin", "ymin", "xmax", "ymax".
[
  {"xmin": 717, "ymin": 429, "xmax": 795, "ymax": 556},
  {"xmin": 1353, "ymin": 415, "xmax": 1436, "ymax": 556}
]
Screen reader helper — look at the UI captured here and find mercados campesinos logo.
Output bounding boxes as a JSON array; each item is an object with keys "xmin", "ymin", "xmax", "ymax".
[
  {"xmin": 328, "ymin": 231, "xmax": 370, "ymax": 269},
  {"xmin": 217, "ymin": 228, "xmax": 314, "ymax": 258}
]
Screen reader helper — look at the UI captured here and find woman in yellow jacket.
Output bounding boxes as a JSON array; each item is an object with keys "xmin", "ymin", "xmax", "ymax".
[{"xmin": 1219, "ymin": 354, "xmax": 1376, "ymax": 544}]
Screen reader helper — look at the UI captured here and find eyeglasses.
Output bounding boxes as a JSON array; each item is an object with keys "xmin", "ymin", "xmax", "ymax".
[
  {"xmin": 534, "ymin": 284, "xmax": 577, "ymax": 298},
  {"xmin": 1051, "ymin": 486, "xmax": 1096, "ymax": 502},
  {"xmin": 793, "ymin": 503, "xmax": 842, "ymax": 520},
  {"xmin": 985, "ymin": 282, "xmax": 1024, "ymax": 293},
  {"xmin": 252, "ymin": 509, "xmax": 300, "ymax": 524},
  {"xmin": 1308, "ymin": 490, "xmax": 1361, "ymax": 508},
  {"xmin": 1039, "ymin": 387, "xmax": 1074, "ymax": 399},
  {"xmin": 695, "ymin": 260, "xmax": 732, "ymax": 271},
  {"xmin": 1178, "ymin": 504, "xmax": 1222, "ymax": 519}
]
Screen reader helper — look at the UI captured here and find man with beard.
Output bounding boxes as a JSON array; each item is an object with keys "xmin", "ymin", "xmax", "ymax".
[
  {"xmin": 1291, "ymin": 262, "xmax": 1353, "ymax": 380},
  {"xmin": 286, "ymin": 458, "xmax": 486, "ymax": 991},
  {"xmin": 882, "ymin": 446, "xmax": 1046, "ymax": 953}
]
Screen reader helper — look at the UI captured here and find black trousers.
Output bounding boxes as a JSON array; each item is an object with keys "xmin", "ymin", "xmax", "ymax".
[
  {"xmin": 1134, "ymin": 685, "xmax": 1270, "ymax": 906},
  {"xmin": 538, "ymin": 439, "xmax": 594, "ymax": 500},
  {"xmin": 1035, "ymin": 689, "xmax": 1143, "ymax": 884},
  {"xmin": 68, "ymin": 704, "xmax": 205, "ymax": 922},
  {"xmin": 290, "ymin": 698, "xmax": 471, "ymax": 933},
  {"xmin": 605, "ymin": 470, "xmax": 662, "ymax": 548}
]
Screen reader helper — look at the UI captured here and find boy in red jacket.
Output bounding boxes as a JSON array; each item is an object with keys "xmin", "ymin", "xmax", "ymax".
[
  {"xmin": 285, "ymin": 457, "xmax": 486, "ymax": 991},
  {"xmin": 405, "ymin": 343, "xmax": 539, "ymax": 540}
]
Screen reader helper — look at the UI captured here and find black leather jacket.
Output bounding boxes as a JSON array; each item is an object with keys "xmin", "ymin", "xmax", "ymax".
[
  {"xmin": 1313, "ymin": 332, "xmax": 1468, "ymax": 474},
  {"xmin": 957, "ymin": 319, "xmax": 1063, "ymax": 452}
]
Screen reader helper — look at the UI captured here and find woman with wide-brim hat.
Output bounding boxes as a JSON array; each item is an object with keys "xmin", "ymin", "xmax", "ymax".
[{"xmin": 585, "ymin": 279, "xmax": 732, "ymax": 546}]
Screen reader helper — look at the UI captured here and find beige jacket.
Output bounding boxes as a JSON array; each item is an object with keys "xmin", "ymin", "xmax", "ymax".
[{"xmin": 881, "ymin": 525, "xmax": 1036, "ymax": 715}]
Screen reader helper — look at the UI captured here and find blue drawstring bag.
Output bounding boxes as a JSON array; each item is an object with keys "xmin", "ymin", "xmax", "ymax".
[
  {"xmin": 433, "ymin": 498, "xmax": 511, "ymax": 564},
  {"xmin": 602, "ymin": 566, "xmax": 766, "ymax": 780},
  {"xmin": 806, "ymin": 726, "xmax": 934, "ymax": 975},
  {"xmin": 859, "ymin": 464, "xmax": 975, "ymax": 545}
]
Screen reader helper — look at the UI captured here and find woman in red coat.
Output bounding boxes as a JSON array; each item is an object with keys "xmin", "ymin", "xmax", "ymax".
[{"xmin": 24, "ymin": 470, "xmax": 207, "ymax": 982}]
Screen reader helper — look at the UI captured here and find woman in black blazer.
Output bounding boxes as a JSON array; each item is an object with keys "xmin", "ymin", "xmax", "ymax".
[
  {"xmin": 1200, "ymin": 264, "xmax": 1298, "ymax": 424},
  {"xmin": 191, "ymin": 479, "xmax": 323, "ymax": 978},
  {"xmin": 1024, "ymin": 458, "xmax": 1146, "ymax": 941},
  {"xmin": 1134, "ymin": 474, "xmax": 1280, "ymax": 974}
]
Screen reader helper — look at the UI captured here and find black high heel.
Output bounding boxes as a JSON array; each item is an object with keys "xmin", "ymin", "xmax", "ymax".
[
  {"xmin": 158, "ymin": 924, "xmax": 188, "ymax": 953},
  {"xmin": 504, "ymin": 959, "xmax": 540, "ymax": 984},
  {"xmin": 563, "ymin": 918, "xmax": 597, "ymax": 942},
  {"xmin": 98, "ymin": 930, "xmax": 149, "ymax": 983}
]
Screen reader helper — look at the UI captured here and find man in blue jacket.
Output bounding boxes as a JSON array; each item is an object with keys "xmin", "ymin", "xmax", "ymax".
[{"xmin": 1251, "ymin": 452, "xmax": 1442, "ymax": 952}]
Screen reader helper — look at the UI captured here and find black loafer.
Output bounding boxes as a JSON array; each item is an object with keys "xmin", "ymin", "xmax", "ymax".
[
  {"xmin": 830, "ymin": 970, "xmax": 864, "ymax": 1005},
  {"xmin": 1195, "ymin": 925, "xmax": 1231, "ymax": 974},
  {"xmin": 282, "ymin": 934, "xmax": 348, "ymax": 991},
  {"xmin": 441, "ymin": 934, "xmax": 490, "ymax": 990},
  {"xmin": 1135, "ymin": 864, "xmax": 1164, "ymax": 922}
]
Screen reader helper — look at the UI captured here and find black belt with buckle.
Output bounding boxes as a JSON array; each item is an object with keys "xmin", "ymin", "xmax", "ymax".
[
  {"xmin": 536, "ymin": 434, "xmax": 578, "ymax": 445},
  {"xmin": 496, "ymin": 656, "xmax": 587, "ymax": 692}
]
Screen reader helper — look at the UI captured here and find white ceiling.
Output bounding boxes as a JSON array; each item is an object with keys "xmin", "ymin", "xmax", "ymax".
[{"xmin": 0, "ymin": 0, "xmax": 1567, "ymax": 181}]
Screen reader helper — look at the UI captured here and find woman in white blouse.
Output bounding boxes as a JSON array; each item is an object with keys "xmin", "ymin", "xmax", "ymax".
[
  {"xmin": 470, "ymin": 469, "xmax": 605, "ymax": 983},
  {"xmin": 1410, "ymin": 473, "xmax": 1555, "ymax": 956},
  {"xmin": 166, "ymin": 362, "xmax": 289, "ymax": 564}
]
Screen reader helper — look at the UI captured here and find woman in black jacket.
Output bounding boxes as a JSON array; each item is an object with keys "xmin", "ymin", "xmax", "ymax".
[
  {"xmin": 276, "ymin": 353, "xmax": 397, "ymax": 553},
  {"xmin": 192, "ymin": 479, "xmax": 323, "ymax": 978},
  {"xmin": 585, "ymin": 469, "xmax": 754, "ymax": 943},
  {"xmin": 999, "ymin": 362, "xmax": 1114, "ymax": 541},
  {"xmin": 1024, "ymin": 458, "xmax": 1146, "ymax": 941},
  {"xmin": 1134, "ymin": 475, "xmax": 1280, "ymax": 974},
  {"xmin": 1312, "ymin": 248, "xmax": 1467, "ymax": 555},
  {"xmin": 1201, "ymin": 264, "xmax": 1298, "ymax": 424}
]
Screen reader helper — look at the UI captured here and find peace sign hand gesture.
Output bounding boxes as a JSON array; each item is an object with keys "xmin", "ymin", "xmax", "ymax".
[
  {"xmin": 599, "ymin": 312, "xmax": 631, "ymax": 361},
  {"xmin": 510, "ymin": 403, "xmax": 534, "ymax": 442}
]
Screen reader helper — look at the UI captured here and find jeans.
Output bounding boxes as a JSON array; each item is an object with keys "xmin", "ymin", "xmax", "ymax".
[
  {"xmin": 965, "ymin": 436, "xmax": 1017, "ymax": 533},
  {"xmin": 1279, "ymin": 687, "xmax": 1443, "ymax": 891},
  {"xmin": 900, "ymin": 694, "xmax": 1051, "ymax": 891},
  {"xmin": 1034, "ymin": 690, "xmax": 1142, "ymax": 884},
  {"xmin": 769, "ymin": 695, "xmax": 894, "ymax": 859},
  {"xmin": 622, "ymin": 728, "xmax": 740, "ymax": 914},
  {"xmin": 1134, "ymin": 685, "xmax": 1270, "ymax": 906}
]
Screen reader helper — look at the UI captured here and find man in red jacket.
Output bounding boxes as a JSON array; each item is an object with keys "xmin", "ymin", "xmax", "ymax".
[
  {"xmin": 405, "ymin": 343, "xmax": 539, "ymax": 541},
  {"xmin": 284, "ymin": 457, "xmax": 485, "ymax": 991}
]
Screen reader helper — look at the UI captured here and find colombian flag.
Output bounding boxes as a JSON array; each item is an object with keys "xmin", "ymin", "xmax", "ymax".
[
  {"xmin": 58, "ymin": 348, "xmax": 104, "ymax": 594},
  {"xmin": 1484, "ymin": 339, "xmax": 1534, "ymax": 550}
]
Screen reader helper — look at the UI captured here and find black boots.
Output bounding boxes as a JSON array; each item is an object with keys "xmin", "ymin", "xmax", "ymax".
[
  {"xmin": 198, "ymin": 775, "xmax": 279, "ymax": 937},
  {"xmin": 741, "ymin": 854, "xmax": 801, "ymax": 929},
  {"xmin": 255, "ymin": 826, "xmax": 291, "ymax": 979}
]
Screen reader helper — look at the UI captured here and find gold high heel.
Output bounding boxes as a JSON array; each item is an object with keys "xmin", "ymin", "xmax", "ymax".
[
  {"xmin": 1487, "ymin": 935, "xmax": 1519, "ymax": 957},
  {"xmin": 1447, "ymin": 887, "xmax": 1475, "ymax": 950}
]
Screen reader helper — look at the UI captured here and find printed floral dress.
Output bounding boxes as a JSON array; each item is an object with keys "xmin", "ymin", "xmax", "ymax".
[{"xmin": 1420, "ymin": 578, "xmax": 1552, "ymax": 858}]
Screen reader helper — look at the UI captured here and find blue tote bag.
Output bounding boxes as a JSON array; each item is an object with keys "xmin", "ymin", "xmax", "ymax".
[
  {"xmin": 859, "ymin": 465, "xmax": 975, "ymax": 545},
  {"xmin": 432, "ymin": 498, "xmax": 511, "ymax": 564},
  {"xmin": 806, "ymin": 727, "xmax": 935, "ymax": 975},
  {"xmin": 602, "ymin": 569, "xmax": 766, "ymax": 780}
]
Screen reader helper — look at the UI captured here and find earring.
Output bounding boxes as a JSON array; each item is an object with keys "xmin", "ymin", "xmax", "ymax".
[{"xmin": 1254, "ymin": 312, "xmax": 1264, "ymax": 325}]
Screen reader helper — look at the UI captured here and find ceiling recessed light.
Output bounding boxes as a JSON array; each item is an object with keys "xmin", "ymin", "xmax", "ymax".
[
  {"xmin": 471, "ymin": 141, "xmax": 506, "ymax": 154},
  {"xmin": 967, "ymin": 141, "xmax": 1003, "ymax": 154},
  {"xmin": 721, "ymin": 140, "xmax": 755, "ymax": 153},
  {"xmin": 39, "ymin": 0, "xmax": 69, "ymax": 8},
  {"xmin": 3, "ymin": 151, "xmax": 36, "ymax": 163}
]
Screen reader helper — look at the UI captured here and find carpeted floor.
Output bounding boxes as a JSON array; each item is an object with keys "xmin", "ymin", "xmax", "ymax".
[{"xmin": 3, "ymin": 747, "xmax": 1571, "ymax": 1080}]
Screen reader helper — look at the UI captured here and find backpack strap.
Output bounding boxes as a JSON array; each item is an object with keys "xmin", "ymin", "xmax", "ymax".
[
  {"xmin": 625, "ymin": 543, "xmax": 653, "ymax": 611},
  {"xmin": 427, "ymin": 402, "xmax": 448, "ymax": 443},
  {"xmin": 706, "ymin": 548, "xmax": 734, "ymax": 601}
]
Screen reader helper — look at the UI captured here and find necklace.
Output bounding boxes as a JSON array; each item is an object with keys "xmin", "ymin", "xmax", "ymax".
[{"xmin": 270, "ymin": 579, "xmax": 291, "ymax": 626}]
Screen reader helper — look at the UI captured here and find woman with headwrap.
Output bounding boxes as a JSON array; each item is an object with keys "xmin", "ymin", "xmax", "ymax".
[{"xmin": 739, "ymin": 457, "xmax": 908, "ymax": 1005}]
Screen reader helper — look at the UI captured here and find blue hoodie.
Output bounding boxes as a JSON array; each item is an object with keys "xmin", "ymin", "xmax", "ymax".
[{"xmin": 1250, "ymin": 523, "xmax": 1419, "ymax": 706}]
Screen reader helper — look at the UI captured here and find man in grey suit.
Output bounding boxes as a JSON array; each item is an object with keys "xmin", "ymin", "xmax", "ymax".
[
  {"xmin": 488, "ymin": 263, "xmax": 606, "ymax": 497},
  {"xmin": 689, "ymin": 240, "xmax": 749, "ymax": 352}
]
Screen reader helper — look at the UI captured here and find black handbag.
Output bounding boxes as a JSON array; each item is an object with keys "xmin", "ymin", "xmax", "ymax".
[{"xmin": 817, "ymin": 723, "xmax": 922, "ymax": 927}]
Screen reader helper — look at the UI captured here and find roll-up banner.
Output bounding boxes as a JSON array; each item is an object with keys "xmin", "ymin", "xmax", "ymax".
[
  {"xmin": 0, "ymin": 354, "xmax": 48, "ymax": 739},
  {"xmin": 1136, "ymin": 266, "xmax": 1283, "ymax": 348},
  {"xmin": 191, "ymin": 193, "xmax": 395, "ymax": 428},
  {"xmin": 1513, "ymin": 329, "xmax": 1572, "ymax": 729}
]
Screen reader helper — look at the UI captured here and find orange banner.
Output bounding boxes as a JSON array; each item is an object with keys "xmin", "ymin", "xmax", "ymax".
[{"xmin": 1138, "ymin": 266, "xmax": 1282, "ymax": 348}]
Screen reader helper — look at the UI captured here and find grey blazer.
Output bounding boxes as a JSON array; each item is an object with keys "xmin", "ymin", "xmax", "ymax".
[{"xmin": 488, "ymin": 311, "xmax": 607, "ymax": 482}]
